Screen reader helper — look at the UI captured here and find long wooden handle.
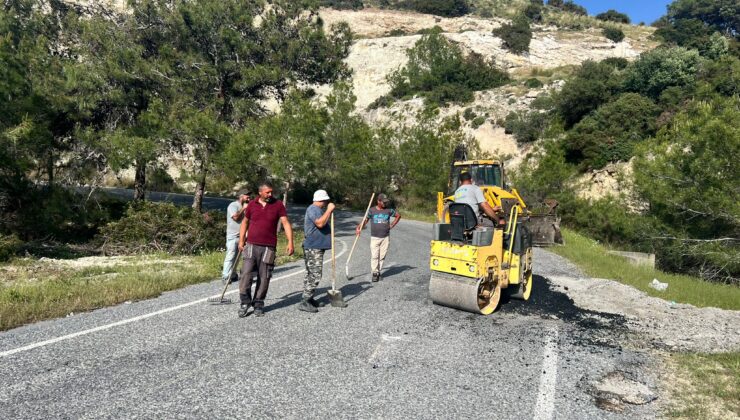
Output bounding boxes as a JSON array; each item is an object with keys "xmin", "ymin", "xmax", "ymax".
[
  {"xmin": 345, "ymin": 193, "xmax": 375, "ymax": 274},
  {"xmin": 331, "ymin": 213, "xmax": 336, "ymax": 291}
]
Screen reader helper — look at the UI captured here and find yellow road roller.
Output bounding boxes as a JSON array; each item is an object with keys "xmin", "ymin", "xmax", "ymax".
[{"xmin": 429, "ymin": 160, "xmax": 534, "ymax": 314}]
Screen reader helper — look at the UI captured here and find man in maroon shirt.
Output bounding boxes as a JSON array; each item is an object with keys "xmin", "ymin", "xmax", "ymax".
[{"xmin": 237, "ymin": 182, "xmax": 294, "ymax": 317}]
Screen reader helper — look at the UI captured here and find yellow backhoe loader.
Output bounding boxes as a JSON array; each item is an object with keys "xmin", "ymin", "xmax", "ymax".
[{"xmin": 429, "ymin": 159, "xmax": 559, "ymax": 314}]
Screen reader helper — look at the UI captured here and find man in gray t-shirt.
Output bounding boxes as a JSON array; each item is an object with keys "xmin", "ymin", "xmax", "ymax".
[
  {"xmin": 221, "ymin": 189, "xmax": 251, "ymax": 283},
  {"xmin": 453, "ymin": 172, "xmax": 503, "ymax": 226},
  {"xmin": 355, "ymin": 193, "xmax": 401, "ymax": 282}
]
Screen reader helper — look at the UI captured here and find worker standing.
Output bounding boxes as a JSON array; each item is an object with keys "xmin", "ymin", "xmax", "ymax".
[
  {"xmin": 298, "ymin": 190, "xmax": 336, "ymax": 313},
  {"xmin": 237, "ymin": 182, "xmax": 294, "ymax": 317},
  {"xmin": 221, "ymin": 189, "xmax": 251, "ymax": 284},
  {"xmin": 355, "ymin": 193, "xmax": 401, "ymax": 282}
]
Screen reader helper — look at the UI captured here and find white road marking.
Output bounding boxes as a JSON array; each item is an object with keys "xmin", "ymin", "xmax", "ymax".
[
  {"xmin": 533, "ymin": 326, "xmax": 560, "ymax": 420},
  {"xmin": 0, "ymin": 239, "xmax": 347, "ymax": 358}
]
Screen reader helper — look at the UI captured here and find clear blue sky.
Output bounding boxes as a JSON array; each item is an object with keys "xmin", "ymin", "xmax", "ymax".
[{"xmin": 575, "ymin": 0, "xmax": 673, "ymax": 25}]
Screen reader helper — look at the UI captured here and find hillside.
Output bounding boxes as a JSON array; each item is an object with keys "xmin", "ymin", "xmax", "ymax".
[{"xmin": 318, "ymin": 7, "xmax": 657, "ymax": 169}]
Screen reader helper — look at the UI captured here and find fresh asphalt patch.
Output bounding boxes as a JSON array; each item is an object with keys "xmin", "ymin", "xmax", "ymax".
[{"xmin": 0, "ymin": 214, "xmax": 659, "ymax": 419}]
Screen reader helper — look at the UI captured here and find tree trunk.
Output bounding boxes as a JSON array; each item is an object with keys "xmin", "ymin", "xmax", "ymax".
[
  {"xmin": 133, "ymin": 160, "xmax": 146, "ymax": 201},
  {"xmin": 192, "ymin": 148, "xmax": 210, "ymax": 212},
  {"xmin": 276, "ymin": 179, "xmax": 290, "ymax": 233},
  {"xmin": 47, "ymin": 149, "xmax": 54, "ymax": 187}
]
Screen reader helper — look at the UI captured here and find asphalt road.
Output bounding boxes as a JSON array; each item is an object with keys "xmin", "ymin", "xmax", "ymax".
[{"xmin": 0, "ymin": 208, "xmax": 658, "ymax": 419}]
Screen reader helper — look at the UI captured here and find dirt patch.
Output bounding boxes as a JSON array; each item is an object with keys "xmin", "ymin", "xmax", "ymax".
[
  {"xmin": 546, "ymin": 275, "xmax": 740, "ymax": 353},
  {"xmin": 580, "ymin": 370, "xmax": 657, "ymax": 413}
]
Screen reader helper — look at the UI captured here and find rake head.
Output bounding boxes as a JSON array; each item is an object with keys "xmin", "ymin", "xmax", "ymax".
[{"xmin": 207, "ymin": 296, "xmax": 233, "ymax": 305}]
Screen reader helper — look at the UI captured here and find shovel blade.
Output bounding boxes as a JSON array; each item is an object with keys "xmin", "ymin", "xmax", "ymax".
[
  {"xmin": 207, "ymin": 297, "xmax": 233, "ymax": 305},
  {"xmin": 327, "ymin": 290, "xmax": 347, "ymax": 308}
]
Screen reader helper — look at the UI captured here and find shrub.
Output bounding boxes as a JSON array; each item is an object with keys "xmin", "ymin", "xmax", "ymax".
[
  {"xmin": 367, "ymin": 94, "xmax": 394, "ymax": 110},
  {"xmin": 563, "ymin": 93, "xmax": 660, "ymax": 169},
  {"xmin": 504, "ymin": 110, "xmax": 549, "ymax": 143},
  {"xmin": 595, "ymin": 9, "xmax": 630, "ymax": 24},
  {"xmin": 623, "ymin": 46, "xmax": 701, "ymax": 99},
  {"xmin": 602, "ymin": 26, "xmax": 625, "ymax": 43},
  {"xmin": 523, "ymin": 3, "xmax": 543, "ymax": 23},
  {"xmin": 555, "ymin": 60, "xmax": 624, "ymax": 128},
  {"xmin": 524, "ymin": 77, "xmax": 543, "ymax": 88},
  {"xmin": 398, "ymin": 0, "xmax": 470, "ymax": 17},
  {"xmin": 319, "ymin": 0, "xmax": 364, "ymax": 10},
  {"xmin": 494, "ymin": 15, "xmax": 532, "ymax": 54},
  {"xmin": 548, "ymin": 0, "xmax": 587, "ymax": 16},
  {"xmin": 387, "ymin": 28, "xmax": 409, "ymax": 36},
  {"xmin": 97, "ymin": 201, "xmax": 223, "ymax": 255},
  {"xmin": 0, "ymin": 234, "xmax": 22, "ymax": 261},
  {"xmin": 388, "ymin": 32, "xmax": 509, "ymax": 105},
  {"xmin": 462, "ymin": 107, "xmax": 477, "ymax": 120},
  {"xmin": 471, "ymin": 115, "xmax": 486, "ymax": 128},
  {"xmin": 531, "ymin": 93, "xmax": 554, "ymax": 110},
  {"xmin": 602, "ymin": 57, "xmax": 629, "ymax": 69}
]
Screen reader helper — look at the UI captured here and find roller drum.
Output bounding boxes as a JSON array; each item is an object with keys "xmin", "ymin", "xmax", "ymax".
[{"xmin": 429, "ymin": 272, "xmax": 498, "ymax": 314}]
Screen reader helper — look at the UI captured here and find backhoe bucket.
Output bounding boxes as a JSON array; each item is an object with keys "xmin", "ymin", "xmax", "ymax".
[{"xmin": 527, "ymin": 215, "xmax": 563, "ymax": 246}]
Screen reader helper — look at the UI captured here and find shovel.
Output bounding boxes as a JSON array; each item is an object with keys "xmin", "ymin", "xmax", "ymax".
[
  {"xmin": 327, "ymin": 213, "xmax": 347, "ymax": 308},
  {"xmin": 345, "ymin": 193, "xmax": 375, "ymax": 281}
]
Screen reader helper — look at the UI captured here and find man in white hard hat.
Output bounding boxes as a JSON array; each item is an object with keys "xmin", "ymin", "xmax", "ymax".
[{"xmin": 298, "ymin": 189, "xmax": 339, "ymax": 312}]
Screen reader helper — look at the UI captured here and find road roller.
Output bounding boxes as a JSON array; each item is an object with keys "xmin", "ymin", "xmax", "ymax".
[{"xmin": 429, "ymin": 159, "xmax": 534, "ymax": 314}]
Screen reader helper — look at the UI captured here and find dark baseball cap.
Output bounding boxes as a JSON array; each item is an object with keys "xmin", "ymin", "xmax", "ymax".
[{"xmin": 377, "ymin": 193, "xmax": 391, "ymax": 204}]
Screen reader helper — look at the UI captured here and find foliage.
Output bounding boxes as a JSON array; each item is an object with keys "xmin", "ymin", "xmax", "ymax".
[
  {"xmin": 554, "ymin": 60, "xmax": 624, "ymax": 128},
  {"xmin": 523, "ymin": 2, "xmax": 543, "ymax": 23},
  {"xmin": 524, "ymin": 77, "xmax": 543, "ymax": 88},
  {"xmin": 462, "ymin": 107, "xmax": 477, "ymax": 120},
  {"xmin": 0, "ymin": 233, "xmax": 22, "ymax": 261},
  {"xmin": 97, "ymin": 202, "xmax": 223, "ymax": 255},
  {"xmin": 503, "ymin": 111, "xmax": 549, "ymax": 143},
  {"xmin": 388, "ymin": 32, "xmax": 509, "ymax": 105},
  {"xmin": 547, "ymin": 0, "xmax": 586, "ymax": 16},
  {"xmin": 564, "ymin": 93, "xmax": 660, "ymax": 169},
  {"xmin": 595, "ymin": 9, "xmax": 631, "ymax": 24},
  {"xmin": 319, "ymin": 0, "xmax": 364, "ymax": 10},
  {"xmin": 623, "ymin": 47, "xmax": 701, "ymax": 99},
  {"xmin": 471, "ymin": 115, "xmax": 486, "ymax": 128},
  {"xmin": 602, "ymin": 26, "xmax": 625, "ymax": 43},
  {"xmin": 633, "ymin": 96, "xmax": 740, "ymax": 282},
  {"xmin": 509, "ymin": 140, "xmax": 576, "ymax": 205},
  {"xmin": 493, "ymin": 15, "xmax": 532, "ymax": 54},
  {"xmin": 654, "ymin": 0, "xmax": 739, "ymax": 57},
  {"xmin": 397, "ymin": 0, "xmax": 470, "ymax": 17}
]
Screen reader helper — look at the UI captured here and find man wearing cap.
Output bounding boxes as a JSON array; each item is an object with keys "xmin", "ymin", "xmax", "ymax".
[
  {"xmin": 221, "ymin": 189, "xmax": 251, "ymax": 284},
  {"xmin": 237, "ymin": 182, "xmax": 294, "ymax": 317},
  {"xmin": 454, "ymin": 171, "xmax": 503, "ymax": 226},
  {"xmin": 298, "ymin": 189, "xmax": 338, "ymax": 313},
  {"xmin": 355, "ymin": 193, "xmax": 401, "ymax": 282}
]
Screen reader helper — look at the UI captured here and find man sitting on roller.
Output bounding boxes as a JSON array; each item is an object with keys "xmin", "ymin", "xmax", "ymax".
[{"xmin": 453, "ymin": 172, "xmax": 504, "ymax": 227}]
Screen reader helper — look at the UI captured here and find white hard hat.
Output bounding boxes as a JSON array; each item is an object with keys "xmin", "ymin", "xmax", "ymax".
[{"xmin": 313, "ymin": 189, "xmax": 330, "ymax": 202}]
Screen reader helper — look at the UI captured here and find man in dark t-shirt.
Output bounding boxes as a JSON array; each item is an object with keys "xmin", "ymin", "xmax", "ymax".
[
  {"xmin": 237, "ymin": 182, "xmax": 294, "ymax": 317},
  {"xmin": 355, "ymin": 193, "xmax": 401, "ymax": 282},
  {"xmin": 298, "ymin": 189, "xmax": 338, "ymax": 313}
]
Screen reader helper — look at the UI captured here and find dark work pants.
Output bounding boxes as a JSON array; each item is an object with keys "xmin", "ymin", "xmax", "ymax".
[{"xmin": 239, "ymin": 243, "xmax": 276, "ymax": 308}]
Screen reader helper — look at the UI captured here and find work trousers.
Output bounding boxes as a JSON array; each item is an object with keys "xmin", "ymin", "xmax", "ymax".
[
  {"xmin": 239, "ymin": 243, "xmax": 276, "ymax": 308},
  {"xmin": 302, "ymin": 248, "xmax": 325, "ymax": 299},
  {"xmin": 370, "ymin": 236, "xmax": 390, "ymax": 275}
]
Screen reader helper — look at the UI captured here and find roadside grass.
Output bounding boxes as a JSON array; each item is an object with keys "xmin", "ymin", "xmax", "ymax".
[
  {"xmin": 551, "ymin": 229, "xmax": 740, "ymax": 310},
  {"xmin": 0, "ymin": 231, "xmax": 303, "ymax": 331},
  {"xmin": 398, "ymin": 207, "xmax": 437, "ymax": 223},
  {"xmin": 663, "ymin": 352, "xmax": 740, "ymax": 419}
]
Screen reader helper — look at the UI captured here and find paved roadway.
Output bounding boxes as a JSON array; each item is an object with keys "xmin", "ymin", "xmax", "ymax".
[{"xmin": 0, "ymin": 201, "xmax": 658, "ymax": 419}]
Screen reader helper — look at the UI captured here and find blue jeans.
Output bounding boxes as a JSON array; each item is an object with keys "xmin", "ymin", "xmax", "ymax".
[{"xmin": 221, "ymin": 235, "xmax": 240, "ymax": 282}]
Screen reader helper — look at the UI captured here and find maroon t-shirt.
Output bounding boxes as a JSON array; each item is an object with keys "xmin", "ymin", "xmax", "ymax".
[{"xmin": 244, "ymin": 199, "xmax": 287, "ymax": 247}]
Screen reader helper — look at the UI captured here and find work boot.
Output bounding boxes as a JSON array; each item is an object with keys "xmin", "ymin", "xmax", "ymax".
[
  {"xmin": 238, "ymin": 304, "xmax": 251, "ymax": 318},
  {"xmin": 253, "ymin": 307, "xmax": 264, "ymax": 317},
  {"xmin": 372, "ymin": 272, "xmax": 380, "ymax": 282},
  {"xmin": 308, "ymin": 297, "xmax": 323, "ymax": 307},
  {"xmin": 298, "ymin": 298, "xmax": 318, "ymax": 313}
]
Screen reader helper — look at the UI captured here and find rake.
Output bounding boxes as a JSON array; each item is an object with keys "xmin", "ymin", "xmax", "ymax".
[{"xmin": 207, "ymin": 252, "xmax": 241, "ymax": 305}]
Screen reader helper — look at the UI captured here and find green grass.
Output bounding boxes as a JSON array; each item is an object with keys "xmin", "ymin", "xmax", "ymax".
[
  {"xmin": 551, "ymin": 229, "xmax": 740, "ymax": 310},
  {"xmin": 0, "ymin": 231, "xmax": 303, "ymax": 331},
  {"xmin": 664, "ymin": 352, "xmax": 740, "ymax": 419},
  {"xmin": 398, "ymin": 207, "xmax": 437, "ymax": 223}
]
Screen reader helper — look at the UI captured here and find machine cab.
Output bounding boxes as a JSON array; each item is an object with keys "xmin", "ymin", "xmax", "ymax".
[{"xmin": 448, "ymin": 160, "xmax": 505, "ymax": 195}]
